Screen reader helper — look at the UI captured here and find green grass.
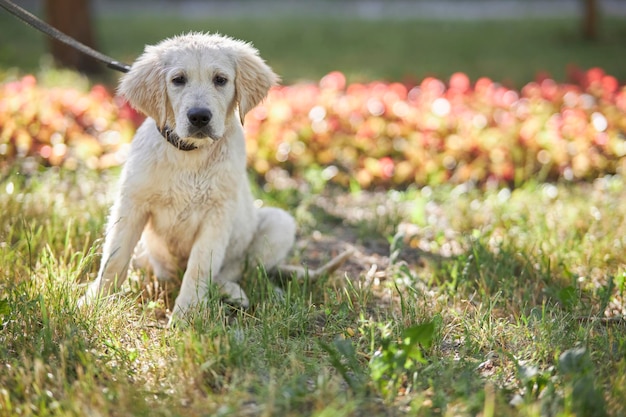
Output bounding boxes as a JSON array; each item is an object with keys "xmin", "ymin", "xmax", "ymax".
[
  {"xmin": 1, "ymin": 14, "xmax": 626, "ymax": 85},
  {"xmin": 1, "ymin": 167, "xmax": 625, "ymax": 416}
]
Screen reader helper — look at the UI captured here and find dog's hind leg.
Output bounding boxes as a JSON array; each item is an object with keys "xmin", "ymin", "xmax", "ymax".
[
  {"xmin": 245, "ymin": 207, "xmax": 351, "ymax": 282},
  {"xmin": 215, "ymin": 207, "xmax": 296, "ymax": 303},
  {"xmin": 247, "ymin": 207, "xmax": 297, "ymax": 271}
]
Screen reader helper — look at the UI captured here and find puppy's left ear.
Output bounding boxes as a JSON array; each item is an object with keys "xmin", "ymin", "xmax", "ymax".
[{"xmin": 234, "ymin": 43, "xmax": 279, "ymax": 124}]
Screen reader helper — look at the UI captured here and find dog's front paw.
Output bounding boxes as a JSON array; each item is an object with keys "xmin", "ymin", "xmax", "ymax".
[
  {"xmin": 219, "ymin": 282, "xmax": 250, "ymax": 309},
  {"xmin": 169, "ymin": 281, "xmax": 249, "ymax": 327},
  {"xmin": 76, "ymin": 282, "xmax": 101, "ymax": 309}
]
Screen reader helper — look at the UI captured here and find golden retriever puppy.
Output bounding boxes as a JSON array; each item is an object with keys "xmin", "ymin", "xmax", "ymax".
[{"xmin": 79, "ymin": 33, "xmax": 296, "ymax": 321}]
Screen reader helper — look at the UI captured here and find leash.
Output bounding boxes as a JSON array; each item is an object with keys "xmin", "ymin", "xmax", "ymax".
[
  {"xmin": 0, "ymin": 0, "xmax": 131, "ymax": 73},
  {"xmin": 1, "ymin": 0, "xmax": 203, "ymax": 152}
]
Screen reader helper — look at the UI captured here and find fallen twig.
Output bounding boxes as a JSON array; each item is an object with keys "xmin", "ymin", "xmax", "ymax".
[
  {"xmin": 576, "ymin": 316, "xmax": 626, "ymax": 325},
  {"xmin": 278, "ymin": 248, "xmax": 355, "ymax": 282}
]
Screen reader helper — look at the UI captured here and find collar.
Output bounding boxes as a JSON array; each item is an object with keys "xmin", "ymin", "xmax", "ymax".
[{"xmin": 158, "ymin": 125, "xmax": 198, "ymax": 151}]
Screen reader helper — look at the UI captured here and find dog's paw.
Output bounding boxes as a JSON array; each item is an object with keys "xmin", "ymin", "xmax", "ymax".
[
  {"xmin": 76, "ymin": 295, "xmax": 89, "ymax": 309},
  {"xmin": 76, "ymin": 283, "xmax": 100, "ymax": 309},
  {"xmin": 167, "ymin": 311, "xmax": 188, "ymax": 329},
  {"xmin": 219, "ymin": 282, "xmax": 250, "ymax": 309}
]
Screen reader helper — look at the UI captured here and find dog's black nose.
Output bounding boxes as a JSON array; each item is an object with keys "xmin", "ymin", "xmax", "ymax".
[{"xmin": 187, "ymin": 108, "xmax": 212, "ymax": 127}]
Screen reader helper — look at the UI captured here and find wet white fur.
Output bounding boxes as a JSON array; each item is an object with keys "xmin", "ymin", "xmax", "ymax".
[{"xmin": 79, "ymin": 33, "xmax": 296, "ymax": 321}]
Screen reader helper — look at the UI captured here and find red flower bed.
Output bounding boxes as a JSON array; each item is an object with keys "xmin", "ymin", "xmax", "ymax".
[
  {"xmin": 1, "ymin": 69, "xmax": 625, "ymax": 188},
  {"xmin": 0, "ymin": 75, "xmax": 137, "ymax": 171},
  {"xmin": 245, "ymin": 68, "xmax": 626, "ymax": 188}
]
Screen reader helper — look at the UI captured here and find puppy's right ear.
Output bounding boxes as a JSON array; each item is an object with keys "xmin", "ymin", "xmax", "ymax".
[{"xmin": 117, "ymin": 45, "xmax": 169, "ymax": 127}]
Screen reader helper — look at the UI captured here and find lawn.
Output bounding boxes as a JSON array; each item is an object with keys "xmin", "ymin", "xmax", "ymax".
[
  {"xmin": 1, "ymin": 13, "xmax": 626, "ymax": 85},
  {"xmin": 1, "ymin": 168, "xmax": 625, "ymax": 416},
  {"xmin": 1, "ymin": 10, "xmax": 626, "ymax": 417}
]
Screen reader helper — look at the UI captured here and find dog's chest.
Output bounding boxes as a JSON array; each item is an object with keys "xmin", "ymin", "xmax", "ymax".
[{"xmin": 147, "ymin": 170, "xmax": 229, "ymax": 238}]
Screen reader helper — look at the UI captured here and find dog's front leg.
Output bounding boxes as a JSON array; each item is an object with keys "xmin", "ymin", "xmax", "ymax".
[
  {"xmin": 172, "ymin": 221, "xmax": 247, "ymax": 319},
  {"xmin": 80, "ymin": 200, "xmax": 148, "ymax": 305}
]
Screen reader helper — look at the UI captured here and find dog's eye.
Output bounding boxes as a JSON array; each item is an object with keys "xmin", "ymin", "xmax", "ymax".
[
  {"xmin": 171, "ymin": 75, "xmax": 187, "ymax": 86},
  {"xmin": 213, "ymin": 75, "xmax": 228, "ymax": 87}
]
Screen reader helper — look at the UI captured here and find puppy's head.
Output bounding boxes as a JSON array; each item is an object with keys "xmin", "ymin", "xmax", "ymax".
[{"xmin": 118, "ymin": 33, "xmax": 278, "ymax": 146}]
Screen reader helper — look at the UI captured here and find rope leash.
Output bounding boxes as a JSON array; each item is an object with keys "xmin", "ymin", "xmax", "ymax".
[
  {"xmin": 0, "ymin": 0, "xmax": 131, "ymax": 73},
  {"xmin": 0, "ymin": 2, "xmax": 205, "ymax": 152}
]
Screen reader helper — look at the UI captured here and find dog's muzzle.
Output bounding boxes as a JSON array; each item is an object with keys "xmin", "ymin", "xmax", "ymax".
[{"xmin": 186, "ymin": 107, "xmax": 218, "ymax": 139}]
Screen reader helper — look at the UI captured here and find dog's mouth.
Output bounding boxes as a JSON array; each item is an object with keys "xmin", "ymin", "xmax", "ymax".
[{"xmin": 188, "ymin": 127, "xmax": 217, "ymax": 140}]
